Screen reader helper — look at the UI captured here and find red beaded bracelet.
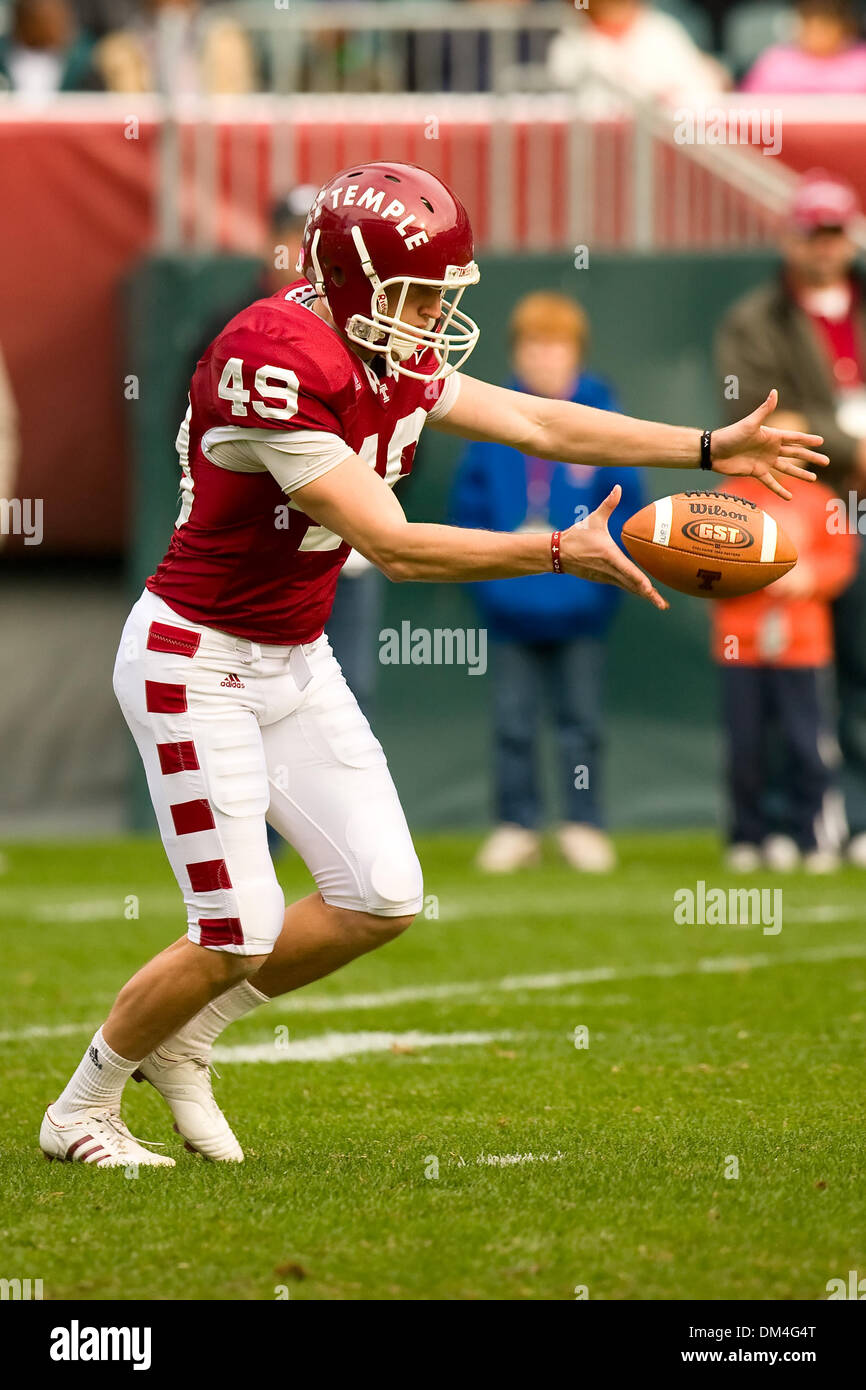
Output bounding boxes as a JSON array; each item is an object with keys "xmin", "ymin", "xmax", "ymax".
[{"xmin": 551, "ymin": 530, "xmax": 563, "ymax": 573}]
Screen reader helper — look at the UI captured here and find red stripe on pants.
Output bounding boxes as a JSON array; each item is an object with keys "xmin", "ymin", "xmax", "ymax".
[
  {"xmin": 198, "ymin": 918, "xmax": 244, "ymax": 947},
  {"xmin": 171, "ymin": 799, "xmax": 216, "ymax": 836},
  {"xmin": 157, "ymin": 741, "xmax": 200, "ymax": 775},
  {"xmin": 145, "ymin": 681, "xmax": 187, "ymax": 714},
  {"xmin": 187, "ymin": 859, "xmax": 233, "ymax": 893},
  {"xmin": 146, "ymin": 621, "xmax": 201, "ymax": 659}
]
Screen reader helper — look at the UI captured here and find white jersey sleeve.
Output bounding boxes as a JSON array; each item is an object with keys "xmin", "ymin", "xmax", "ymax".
[
  {"xmin": 425, "ymin": 370, "xmax": 462, "ymax": 423},
  {"xmin": 202, "ymin": 427, "xmax": 354, "ymax": 494}
]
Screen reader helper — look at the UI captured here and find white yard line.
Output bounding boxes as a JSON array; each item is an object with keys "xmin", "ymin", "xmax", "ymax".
[
  {"xmin": 212, "ymin": 1029, "xmax": 514, "ymax": 1063},
  {"xmin": 4, "ymin": 894, "xmax": 858, "ymax": 924},
  {"xmin": 788, "ymin": 905, "xmax": 857, "ymax": 922},
  {"xmin": 476, "ymin": 1151, "xmax": 566, "ymax": 1166},
  {"xmin": 0, "ymin": 1021, "xmax": 95, "ymax": 1042},
  {"xmin": 3, "ymin": 939, "xmax": 866, "ymax": 1045},
  {"xmin": 268, "ymin": 940, "xmax": 866, "ymax": 1014},
  {"xmin": 26, "ymin": 894, "xmax": 181, "ymax": 922},
  {"xmin": 34, "ymin": 901, "xmax": 137, "ymax": 922}
]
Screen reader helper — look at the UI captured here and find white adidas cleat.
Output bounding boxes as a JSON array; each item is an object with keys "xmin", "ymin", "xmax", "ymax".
[
  {"xmin": 40, "ymin": 1106, "xmax": 175, "ymax": 1167},
  {"xmin": 133, "ymin": 1047, "xmax": 244, "ymax": 1163}
]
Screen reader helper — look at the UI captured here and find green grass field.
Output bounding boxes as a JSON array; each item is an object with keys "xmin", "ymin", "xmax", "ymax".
[{"xmin": 1, "ymin": 831, "xmax": 864, "ymax": 1302}]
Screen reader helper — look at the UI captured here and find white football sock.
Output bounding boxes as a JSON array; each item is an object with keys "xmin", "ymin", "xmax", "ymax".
[
  {"xmin": 158, "ymin": 979, "xmax": 270, "ymax": 1058},
  {"xmin": 54, "ymin": 1028, "xmax": 142, "ymax": 1118}
]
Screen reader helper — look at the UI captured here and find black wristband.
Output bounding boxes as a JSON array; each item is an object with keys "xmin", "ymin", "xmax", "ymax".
[{"xmin": 700, "ymin": 429, "xmax": 713, "ymax": 470}]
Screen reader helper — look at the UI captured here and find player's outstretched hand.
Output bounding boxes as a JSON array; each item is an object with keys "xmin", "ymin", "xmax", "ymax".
[
  {"xmin": 561, "ymin": 485, "xmax": 669, "ymax": 610},
  {"xmin": 711, "ymin": 390, "xmax": 829, "ymax": 500}
]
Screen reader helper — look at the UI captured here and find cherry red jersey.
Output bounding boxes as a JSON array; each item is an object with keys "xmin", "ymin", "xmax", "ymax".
[{"xmin": 147, "ymin": 283, "xmax": 453, "ymax": 643}]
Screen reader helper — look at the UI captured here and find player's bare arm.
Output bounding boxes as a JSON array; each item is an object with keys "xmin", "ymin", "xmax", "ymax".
[
  {"xmin": 433, "ymin": 375, "xmax": 829, "ymax": 501},
  {"xmin": 292, "ymin": 452, "xmax": 668, "ymax": 609}
]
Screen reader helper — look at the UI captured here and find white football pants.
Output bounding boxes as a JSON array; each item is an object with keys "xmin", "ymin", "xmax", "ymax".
[{"xmin": 112, "ymin": 589, "xmax": 423, "ymax": 955}]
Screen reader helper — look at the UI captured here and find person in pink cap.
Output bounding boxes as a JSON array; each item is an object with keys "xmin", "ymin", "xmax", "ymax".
[
  {"xmin": 717, "ymin": 168, "xmax": 866, "ymax": 865},
  {"xmin": 742, "ymin": 0, "xmax": 866, "ymax": 94}
]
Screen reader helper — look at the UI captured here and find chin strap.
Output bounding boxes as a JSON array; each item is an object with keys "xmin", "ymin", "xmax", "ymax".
[
  {"xmin": 352, "ymin": 225, "xmax": 384, "ymax": 300},
  {"xmin": 307, "ymin": 228, "xmax": 326, "ymax": 297}
]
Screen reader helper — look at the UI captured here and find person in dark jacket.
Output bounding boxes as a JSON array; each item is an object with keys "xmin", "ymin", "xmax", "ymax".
[
  {"xmin": 451, "ymin": 291, "xmax": 643, "ymax": 873},
  {"xmin": 716, "ymin": 169, "xmax": 866, "ymax": 865}
]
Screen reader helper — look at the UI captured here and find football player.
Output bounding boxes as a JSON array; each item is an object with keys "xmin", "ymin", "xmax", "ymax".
[{"xmin": 41, "ymin": 161, "xmax": 827, "ymax": 1166}]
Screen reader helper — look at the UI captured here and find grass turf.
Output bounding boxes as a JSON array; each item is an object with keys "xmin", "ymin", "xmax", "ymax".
[{"xmin": 0, "ymin": 831, "xmax": 864, "ymax": 1301}]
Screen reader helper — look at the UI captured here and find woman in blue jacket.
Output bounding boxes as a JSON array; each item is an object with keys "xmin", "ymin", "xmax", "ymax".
[{"xmin": 451, "ymin": 291, "xmax": 643, "ymax": 872}]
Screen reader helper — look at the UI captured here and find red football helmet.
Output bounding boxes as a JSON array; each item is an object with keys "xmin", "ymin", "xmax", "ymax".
[{"xmin": 297, "ymin": 161, "xmax": 480, "ymax": 380}]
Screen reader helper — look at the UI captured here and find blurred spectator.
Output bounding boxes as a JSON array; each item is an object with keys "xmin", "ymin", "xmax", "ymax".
[
  {"xmin": 0, "ymin": 0, "xmax": 103, "ymax": 93},
  {"xmin": 716, "ymin": 169, "xmax": 866, "ymax": 865},
  {"xmin": 741, "ymin": 0, "xmax": 866, "ymax": 93},
  {"xmin": 182, "ymin": 187, "xmax": 320, "ymax": 412},
  {"xmin": 408, "ymin": 0, "xmax": 538, "ymax": 94},
  {"xmin": 265, "ymin": 187, "xmax": 318, "ymax": 297},
  {"xmin": 451, "ymin": 292, "xmax": 642, "ymax": 874},
  {"xmin": 0, "ymin": 343, "xmax": 21, "ymax": 550},
  {"xmin": 67, "ymin": 0, "xmax": 139, "ymax": 41},
  {"xmin": 96, "ymin": 0, "xmax": 257, "ymax": 95},
  {"xmin": 181, "ymin": 187, "xmax": 317, "ymax": 401},
  {"xmin": 712, "ymin": 476, "xmax": 857, "ymax": 873},
  {"xmin": 547, "ymin": 0, "xmax": 725, "ymax": 110}
]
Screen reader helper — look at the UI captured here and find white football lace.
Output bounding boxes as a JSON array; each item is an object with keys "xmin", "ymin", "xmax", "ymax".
[
  {"xmin": 188, "ymin": 1054, "xmax": 222, "ymax": 1085},
  {"xmin": 90, "ymin": 1110, "xmax": 168, "ymax": 1152}
]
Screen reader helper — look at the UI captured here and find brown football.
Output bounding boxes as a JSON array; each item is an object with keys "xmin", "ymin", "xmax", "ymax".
[{"xmin": 621, "ymin": 490, "xmax": 797, "ymax": 598}]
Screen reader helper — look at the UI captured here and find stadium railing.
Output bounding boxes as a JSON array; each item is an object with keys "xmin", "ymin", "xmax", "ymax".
[
  {"xmin": 148, "ymin": 89, "xmax": 866, "ymax": 257},
  {"xmin": 131, "ymin": 9, "xmax": 866, "ymax": 255},
  {"xmin": 204, "ymin": 1, "xmax": 570, "ymax": 97},
  {"xmin": 3, "ymin": 88, "xmax": 865, "ymax": 258}
]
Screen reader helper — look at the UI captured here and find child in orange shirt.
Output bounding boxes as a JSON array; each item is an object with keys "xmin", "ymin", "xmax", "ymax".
[{"xmin": 712, "ymin": 476, "xmax": 858, "ymax": 871}]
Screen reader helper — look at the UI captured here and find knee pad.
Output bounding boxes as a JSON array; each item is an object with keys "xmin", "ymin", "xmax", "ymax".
[
  {"xmin": 234, "ymin": 875, "xmax": 286, "ymax": 950},
  {"xmin": 342, "ymin": 801, "xmax": 424, "ymax": 916},
  {"xmin": 188, "ymin": 875, "xmax": 285, "ymax": 956},
  {"xmin": 367, "ymin": 850, "xmax": 424, "ymax": 917}
]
